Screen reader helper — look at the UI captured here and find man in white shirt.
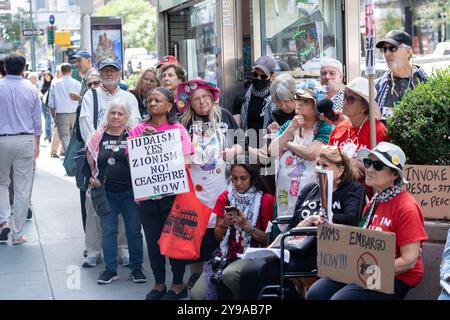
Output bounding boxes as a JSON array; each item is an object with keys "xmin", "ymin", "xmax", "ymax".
[
  {"xmin": 319, "ymin": 58, "xmax": 345, "ymax": 112},
  {"xmin": 78, "ymin": 58, "xmax": 141, "ymax": 267},
  {"xmin": 48, "ymin": 63, "xmax": 81, "ymax": 152},
  {"xmin": 79, "ymin": 58, "xmax": 141, "ymax": 142}
]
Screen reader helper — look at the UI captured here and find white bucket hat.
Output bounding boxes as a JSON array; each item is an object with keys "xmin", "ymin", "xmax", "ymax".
[
  {"xmin": 345, "ymin": 77, "xmax": 371, "ymax": 104},
  {"xmin": 356, "ymin": 141, "xmax": 408, "ymax": 185}
]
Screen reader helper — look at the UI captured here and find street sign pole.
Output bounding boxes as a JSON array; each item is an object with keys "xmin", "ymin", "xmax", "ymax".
[
  {"xmin": 49, "ymin": 15, "xmax": 55, "ymax": 74},
  {"xmin": 29, "ymin": 0, "xmax": 36, "ymax": 72}
]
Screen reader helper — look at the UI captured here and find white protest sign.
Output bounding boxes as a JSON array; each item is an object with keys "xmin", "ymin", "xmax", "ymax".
[
  {"xmin": 365, "ymin": 0, "xmax": 376, "ymax": 75},
  {"xmin": 127, "ymin": 129, "xmax": 189, "ymax": 201}
]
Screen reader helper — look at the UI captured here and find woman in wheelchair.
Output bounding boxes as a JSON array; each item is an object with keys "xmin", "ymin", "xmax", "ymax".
[
  {"xmin": 238, "ymin": 145, "xmax": 366, "ymax": 299},
  {"xmin": 189, "ymin": 161, "xmax": 274, "ymax": 300},
  {"xmin": 306, "ymin": 142, "xmax": 427, "ymax": 300}
]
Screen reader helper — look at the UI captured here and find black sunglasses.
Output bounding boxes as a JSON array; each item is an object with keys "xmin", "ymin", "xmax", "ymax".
[
  {"xmin": 380, "ymin": 45, "xmax": 399, "ymax": 53},
  {"xmin": 343, "ymin": 94, "xmax": 363, "ymax": 104},
  {"xmin": 88, "ymin": 81, "xmax": 101, "ymax": 87},
  {"xmin": 252, "ymin": 71, "xmax": 269, "ymax": 80},
  {"xmin": 363, "ymin": 158, "xmax": 387, "ymax": 171}
]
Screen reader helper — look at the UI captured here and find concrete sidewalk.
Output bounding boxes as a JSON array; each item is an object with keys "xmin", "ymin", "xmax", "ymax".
[{"xmin": 0, "ymin": 140, "xmax": 180, "ymax": 300}]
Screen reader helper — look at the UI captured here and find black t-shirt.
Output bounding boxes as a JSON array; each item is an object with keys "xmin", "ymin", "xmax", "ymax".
[
  {"xmin": 98, "ymin": 132, "xmax": 132, "ymax": 193},
  {"xmin": 232, "ymin": 89, "xmax": 266, "ymax": 131},
  {"xmin": 269, "ymin": 109, "xmax": 296, "ymax": 127},
  {"xmin": 384, "ymin": 75, "xmax": 421, "ymax": 109},
  {"xmin": 289, "ymin": 181, "xmax": 366, "ymax": 228}
]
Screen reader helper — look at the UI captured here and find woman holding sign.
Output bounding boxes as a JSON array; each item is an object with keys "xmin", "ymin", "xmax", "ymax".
[
  {"xmin": 238, "ymin": 145, "xmax": 366, "ymax": 299},
  {"xmin": 85, "ymin": 100, "xmax": 146, "ymax": 285},
  {"xmin": 129, "ymin": 87, "xmax": 194, "ymax": 300},
  {"xmin": 306, "ymin": 142, "xmax": 427, "ymax": 300},
  {"xmin": 177, "ymin": 78, "xmax": 241, "ymax": 289}
]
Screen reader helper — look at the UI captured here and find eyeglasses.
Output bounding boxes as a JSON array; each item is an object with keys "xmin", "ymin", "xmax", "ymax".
[
  {"xmin": 363, "ymin": 158, "xmax": 387, "ymax": 171},
  {"xmin": 380, "ymin": 45, "xmax": 399, "ymax": 53},
  {"xmin": 88, "ymin": 81, "xmax": 101, "ymax": 88},
  {"xmin": 343, "ymin": 94, "xmax": 364, "ymax": 105},
  {"xmin": 252, "ymin": 71, "xmax": 269, "ymax": 80}
]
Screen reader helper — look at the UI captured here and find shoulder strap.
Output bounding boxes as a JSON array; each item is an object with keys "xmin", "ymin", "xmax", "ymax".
[{"xmin": 93, "ymin": 89, "xmax": 99, "ymax": 130}]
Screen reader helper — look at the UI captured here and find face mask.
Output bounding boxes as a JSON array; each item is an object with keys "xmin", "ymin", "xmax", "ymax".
[{"xmin": 252, "ymin": 78, "xmax": 271, "ymax": 90}]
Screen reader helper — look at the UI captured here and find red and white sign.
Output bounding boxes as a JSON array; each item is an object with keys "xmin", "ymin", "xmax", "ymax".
[{"xmin": 365, "ymin": 0, "xmax": 376, "ymax": 75}]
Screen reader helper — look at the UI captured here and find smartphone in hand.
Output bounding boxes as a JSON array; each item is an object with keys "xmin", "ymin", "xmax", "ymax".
[{"xmin": 224, "ymin": 206, "xmax": 238, "ymax": 216}]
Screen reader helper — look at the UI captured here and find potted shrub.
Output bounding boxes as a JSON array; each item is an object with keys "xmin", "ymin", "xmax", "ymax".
[{"xmin": 388, "ymin": 66, "xmax": 450, "ymax": 299}]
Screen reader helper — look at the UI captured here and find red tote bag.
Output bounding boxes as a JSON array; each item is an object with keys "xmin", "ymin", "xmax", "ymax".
[{"xmin": 158, "ymin": 167, "xmax": 212, "ymax": 260}]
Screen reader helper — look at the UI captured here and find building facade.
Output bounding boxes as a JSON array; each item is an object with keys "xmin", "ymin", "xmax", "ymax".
[{"xmin": 156, "ymin": 0, "xmax": 449, "ymax": 110}]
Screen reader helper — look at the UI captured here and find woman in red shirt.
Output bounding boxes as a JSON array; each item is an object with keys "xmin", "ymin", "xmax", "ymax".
[
  {"xmin": 307, "ymin": 142, "xmax": 427, "ymax": 300},
  {"xmin": 190, "ymin": 161, "xmax": 274, "ymax": 300}
]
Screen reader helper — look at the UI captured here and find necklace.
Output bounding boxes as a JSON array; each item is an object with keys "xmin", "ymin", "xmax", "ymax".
[
  {"xmin": 390, "ymin": 66, "xmax": 416, "ymax": 99},
  {"xmin": 348, "ymin": 116, "xmax": 368, "ymax": 141}
]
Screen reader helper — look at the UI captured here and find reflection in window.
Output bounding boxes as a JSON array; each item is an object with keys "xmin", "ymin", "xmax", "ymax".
[{"xmin": 261, "ymin": 0, "xmax": 343, "ymax": 74}]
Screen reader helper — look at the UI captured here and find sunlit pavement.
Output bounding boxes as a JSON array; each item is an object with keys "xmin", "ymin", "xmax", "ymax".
[{"xmin": 0, "ymin": 137, "xmax": 184, "ymax": 300}]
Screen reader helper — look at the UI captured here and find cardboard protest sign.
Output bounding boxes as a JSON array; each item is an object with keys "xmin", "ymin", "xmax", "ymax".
[
  {"xmin": 404, "ymin": 165, "xmax": 450, "ymax": 219},
  {"xmin": 127, "ymin": 129, "xmax": 189, "ymax": 201},
  {"xmin": 317, "ymin": 224, "xmax": 396, "ymax": 294}
]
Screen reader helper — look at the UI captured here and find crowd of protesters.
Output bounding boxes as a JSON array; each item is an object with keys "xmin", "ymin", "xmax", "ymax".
[{"xmin": 2, "ymin": 28, "xmax": 448, "ymax": 301}]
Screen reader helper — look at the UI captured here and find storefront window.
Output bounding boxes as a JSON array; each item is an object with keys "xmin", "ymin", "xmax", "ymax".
[
  {"xmin": 167, "ymin": 0, "xmax": 219, "ymax": 84},
  {"xmin": 360, "ymin": 0, "xmax": 450, "ymax": 77},
  {"xmin": 261, "ymin": 0, "xmax": 344, "ymax": 74}
]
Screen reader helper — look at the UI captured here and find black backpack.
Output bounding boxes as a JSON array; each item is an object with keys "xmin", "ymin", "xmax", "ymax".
[{"xmin": 74, "ymin": 89, "xmax": 99, "ymax": 142}]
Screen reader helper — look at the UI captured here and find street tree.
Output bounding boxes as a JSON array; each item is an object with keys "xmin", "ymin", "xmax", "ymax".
[
  {"xmin": 0, "ymin": 8, "xmax": 32, "ymax": 54},
  {"xmin": 95, "ymin": 0, "xmax": 157, "ymax": 52}
]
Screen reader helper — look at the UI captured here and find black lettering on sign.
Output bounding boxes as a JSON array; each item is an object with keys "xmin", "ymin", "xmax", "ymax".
[
  {"xmin": 319, "ymin": 252, "xmax": 347, "ymax": 269},
  {"xmin": 348, "ymin": 231, "xmax": 386, "ymax": 251},
  {"xmin": 430, "ymin": 196, "xmax": 450, "ymax": 208},
  {"xmin": 407, "ymin": 182, "xmax": 433, "ymax": 195},
  {"xmin": 318, "ymin": 225, "xmax": 340, "ymax": 241},
  {"xmin": 405, "ymin": 167, "xmax": 448, "ymax": 182}
]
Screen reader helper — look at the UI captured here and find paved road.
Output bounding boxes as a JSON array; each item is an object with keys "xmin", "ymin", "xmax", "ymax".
[{"xmin": 0, "ymin": 139, "xmax": 184, "ymax": 300}]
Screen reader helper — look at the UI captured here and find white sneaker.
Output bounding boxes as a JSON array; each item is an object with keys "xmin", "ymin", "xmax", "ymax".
[
  {"xmin": 119, "ymin": 255, "xmax": 130, "ymax": 267},
  {"xmin": 82, "ymin": 256, "xmax": 98, "ymax": 268}
]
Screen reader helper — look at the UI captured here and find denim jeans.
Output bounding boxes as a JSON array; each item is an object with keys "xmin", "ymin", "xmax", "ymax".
[
  {"xmin": 100, "ymin": 188, "xmax": 143, "ymax": 273},
  {"xmin": 41, "ymin": 104, "xmax": 52, "ymax": 139}
]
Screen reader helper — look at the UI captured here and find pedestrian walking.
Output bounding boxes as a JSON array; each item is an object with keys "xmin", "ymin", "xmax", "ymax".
[
  {"xmin": 48, "ymin": 63, "xmax": 81, "ymax": 152},
  {"xmin": 0, "ymin": 53, "xmax": 42, "ymax": 245}
]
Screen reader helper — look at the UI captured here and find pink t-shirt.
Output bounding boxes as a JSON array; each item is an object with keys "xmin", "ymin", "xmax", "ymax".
[{"xmin": 129, "ymin": 121, "xmax": 194, "ymax": 156}]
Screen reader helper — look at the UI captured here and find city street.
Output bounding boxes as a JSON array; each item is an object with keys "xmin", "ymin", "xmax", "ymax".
[{"xmin": 0, "ymin": 138, "xmax": 182, "ymax": 300}]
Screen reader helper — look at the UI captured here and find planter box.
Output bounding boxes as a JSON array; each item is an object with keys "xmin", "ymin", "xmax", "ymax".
[{"xmin": 404, "ymin": 165, "xmax": 450, "ymax": 219}]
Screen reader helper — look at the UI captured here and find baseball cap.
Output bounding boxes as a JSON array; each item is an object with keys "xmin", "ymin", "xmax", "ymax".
[
  {"xmin": 253, "ymin": 56, "xmax": 276, "ymax": 77},
  {"xmin": 98, "ymin": 58, "xmax": 121, "ymax": 70},
  {"xmin": 156, "ymin": 55, "xmax": 178, "ymax": 68},
  {"xmin": 356, "ymin": 141, "xmax": 408, "ymax": 185},
  {"xmin": 376, "ymin": 30, "xmax": 413, "ymax": 48},
  {"xmin": 294, "ymin": 88, "xmax": 316, "ymax": 105},
  {"xmin": 320, "ymin": 57, "xmax": 343, "ymax": 73},
  {"xmin": 72, "ymin": 50, "xmax": 91, "ymax": 59}
]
